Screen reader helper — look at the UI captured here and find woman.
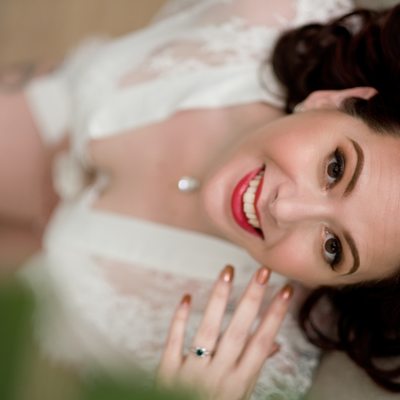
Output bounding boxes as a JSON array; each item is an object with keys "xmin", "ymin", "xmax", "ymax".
[{"xmin": 2, "ymin": 0, "xmax": 400, "ymax": 398}]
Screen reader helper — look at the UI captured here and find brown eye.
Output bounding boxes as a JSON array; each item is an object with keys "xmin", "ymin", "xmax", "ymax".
[
  {"xmin": 326, "ymin": 149, "xmax": 345, "ymax": 188},
  {"xmin": 323, "ymin": 230, "xmax": 342, "ymax": 268}
]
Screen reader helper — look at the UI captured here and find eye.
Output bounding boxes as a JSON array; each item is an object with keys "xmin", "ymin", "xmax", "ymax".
[
  {"xmin": 326, "ymin": 149, "xmax": 345, "ymax": 188},
  {"xmin": 323, "ymin": 229, "xmax": 343, "ymax": 269}
]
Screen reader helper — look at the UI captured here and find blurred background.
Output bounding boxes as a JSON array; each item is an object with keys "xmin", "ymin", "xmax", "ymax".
[
  {"xmin": 0, "ymin": 279, "xmax": 193, "ymax": 400},
  {"xmin": 0, "ymin": 0, "xmax": 166, "ymax": 66},
  {"xmin": 0, "ymin": 0, "xmax": 398, "ymax": 67}
]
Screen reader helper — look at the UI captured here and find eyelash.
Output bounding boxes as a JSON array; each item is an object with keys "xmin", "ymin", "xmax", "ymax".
[
  {"xmin": 326, "ymin": 148, "xmax": 345, "ymax": 189},
  {"xmin": 323, "ymin": 148, "xmax": 346, "ymax": 269},
  {"xmin": 323, "ymin": 229, "xmax": 342, "ymax": 269}
]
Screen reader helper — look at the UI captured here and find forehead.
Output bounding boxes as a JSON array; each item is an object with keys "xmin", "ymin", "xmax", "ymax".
[{"xmin": 344, "ymin": 120, "xmax": 400, "ymax": 282}]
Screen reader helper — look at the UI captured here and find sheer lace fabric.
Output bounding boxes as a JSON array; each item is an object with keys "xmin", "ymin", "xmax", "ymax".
[
  {"xmin": 23, "ymin": 0, "xmax": 355, "ymax": 398},
  {"xmin": 27, "ymin": 243, "xmax": 318, "ymax": 400},
  {"xmin": 26, "ymin": 0, "xmax": 353, "ymax": 161}
]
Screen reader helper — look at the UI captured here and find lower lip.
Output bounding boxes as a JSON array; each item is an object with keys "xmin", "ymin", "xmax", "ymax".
[{"xmin": 231, "ymin": 166, "xmax": 264, "ymax": 238}]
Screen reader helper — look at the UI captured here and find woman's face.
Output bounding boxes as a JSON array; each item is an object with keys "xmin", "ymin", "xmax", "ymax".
[{"xmin": 201, "ymin": 108, "xmax": 400, "ymax": 287}]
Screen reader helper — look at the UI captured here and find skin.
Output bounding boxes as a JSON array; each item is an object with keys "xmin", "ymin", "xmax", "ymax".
[
  {"xmin": 158, "ymin": 265, "xmax": 293, "ymax": 400},
  {"xmin": 4, "ymin": 87, "xmax": 399, "ymax": 289},
  {"xmin": 201, "ymin": 89, "xmax": 400, "ymax": 287},
  {"xmin": 89, "ymin": 87, "xmax": 400, "ymax": 288},
  {"xmin": 158, "ymin": 88, "xmax": 400, "ymax": 397},
  {"xmin": 3, "ymin": 82, "xmax": 397, "ymax": 396}
]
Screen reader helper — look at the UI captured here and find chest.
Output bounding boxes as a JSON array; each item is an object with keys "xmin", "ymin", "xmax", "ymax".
[{"xmin": 86, "ymin": 102, "xmax": 282, "ymax": 232}]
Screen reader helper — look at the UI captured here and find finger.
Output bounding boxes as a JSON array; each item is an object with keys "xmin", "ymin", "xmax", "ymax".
[
  {"xmin": 238, "ymin": 284, "xmax": 293, "ymax": 382},
  {"xmin": 158, "ymin": 293, "xmax": 192, "ymax": 385},
  {"xmin": 188, "ymin": 265, "xmax": 234, "ymax": 363},
  {"xmin": 213, "ymin": 266, "xmax": 270, "ymax": 366}
]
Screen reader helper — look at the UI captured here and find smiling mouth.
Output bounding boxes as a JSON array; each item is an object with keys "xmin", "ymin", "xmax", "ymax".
[{"xmin": 231, "ymin": 165, "xmax": 265, "ymax": 238}]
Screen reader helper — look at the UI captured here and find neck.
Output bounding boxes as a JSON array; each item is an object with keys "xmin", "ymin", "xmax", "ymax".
[{"xmin": 91, "ymin": 103, "xmax": 283, "ymax": 239}]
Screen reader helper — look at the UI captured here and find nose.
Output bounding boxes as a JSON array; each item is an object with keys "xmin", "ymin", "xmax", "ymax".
[{"xmin": 269, "ymin": 192, "xmax": 333, "ymax": 227}]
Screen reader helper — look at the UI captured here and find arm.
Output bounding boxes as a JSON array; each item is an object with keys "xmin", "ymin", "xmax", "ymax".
[{"xmin": 0, "ymin": 65, "xmax": 68, "ymax": 269}]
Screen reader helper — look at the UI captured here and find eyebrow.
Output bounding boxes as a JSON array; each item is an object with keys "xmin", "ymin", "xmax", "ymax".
[
  {"xmin": 342, "ymin": 138, "xmax": 364, "ymax": 275},
  {"xmin": 344, "ymin": 139, "xmax": 364, "ymax": 196},
  {"xmin": 343, "ymin": 230, "xmax": 360, "ymax": 275}
]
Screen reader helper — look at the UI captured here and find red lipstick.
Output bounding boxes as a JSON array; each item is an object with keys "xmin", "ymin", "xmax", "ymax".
[{"xmin": 231, "ymin": 166, "xmax": 264, "ymax": 238}]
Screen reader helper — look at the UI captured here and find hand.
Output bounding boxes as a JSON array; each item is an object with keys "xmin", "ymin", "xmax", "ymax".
[{"xmin": 157, "ymin": 265, "xmax": 293, "ymax": 400}]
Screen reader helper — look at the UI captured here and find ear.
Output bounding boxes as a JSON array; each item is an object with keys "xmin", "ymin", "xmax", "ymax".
[{"xmin": 299, "ymin": 87, "xmax": 377, "ymax": 111}]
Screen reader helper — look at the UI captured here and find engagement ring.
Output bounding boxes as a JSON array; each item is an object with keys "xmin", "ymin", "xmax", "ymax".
[{"xmin": 189, "ymin": 346, "xmax": 213, "ymax": 358}]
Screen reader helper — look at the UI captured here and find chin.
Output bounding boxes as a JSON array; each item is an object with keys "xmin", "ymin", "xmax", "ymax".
[
  {"xmin": 200, "ymin": 174, "xmax": 254, "ymax": 249},
  {"xmin": 200, "ymin": 174, "xmax": 232, "ymax": 239}
]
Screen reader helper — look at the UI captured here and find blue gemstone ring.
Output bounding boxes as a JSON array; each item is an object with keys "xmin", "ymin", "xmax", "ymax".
[{"xmin": 189, "ymin": 346, "xmax": 213, "ymax": 358}]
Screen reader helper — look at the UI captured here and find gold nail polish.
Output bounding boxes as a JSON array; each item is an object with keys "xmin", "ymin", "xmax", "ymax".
[
  {"xmin": 280, "ymin": 285, "xmax": 293, "ymax": 300},
  {"xmin": 256, "ymin": 267, "xmax": 270, "ymax": 285},
  {"xmin": 181, "ymin": 294, "xmax": 192, "ymax": 307},
  {"xmin": 220, "ymin": 265, "xmax": 234, "ymax": 283}
]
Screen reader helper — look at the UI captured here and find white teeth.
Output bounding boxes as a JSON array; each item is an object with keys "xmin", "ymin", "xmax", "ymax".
[
  {"xmin": 244, "ymin": 202, "xmax": 256, "ymax": 214},
  {"xmin": 250, "ymin": 218, "xmax": 260, "ymax": 228},
  {"xmin": 243, "ymin": 192, "xmax": 255, "ymax": 203},
  {"xmin": 246, "ymin": 186, "xmax": 257, "ymax": 194},
  {"xmin": 243, "ymin": 170, "xmax": 264, "ymax": 229}
]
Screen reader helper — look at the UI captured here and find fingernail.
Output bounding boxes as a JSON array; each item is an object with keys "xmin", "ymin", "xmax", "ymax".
[
  {"xmin": 180, "ymin": 293, "xmax": 192, "ymax": 307},
  {"xmin": 220, "ymin": 265, "xmax": 234, "ymax": 283},
  {"xmin": 280, "ymin": 285, "xmax": 294, "ymax": 300},
  {"xmin": 256, "ymin": 266, "xmax": 270, "ymax": 285}
]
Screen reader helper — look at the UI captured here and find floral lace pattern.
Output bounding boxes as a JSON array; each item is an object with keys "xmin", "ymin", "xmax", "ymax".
[
  {"xmin": 119, "ymin": 0, "xmax": 291, "ymax": 88},
  {"xmin": 26, "ymin": 252, "xmax": 319, "ymax": 400},
  {"xmin": 86, "ymin": 0, "xmax": 352, "ymax": 142},
  {"xmin": 119, "ymin": 0, "xmax": 352, "ymax": 89},
  {"xmin": 24, "ymin": 0, "xmax": 355, "ymax": 399}
]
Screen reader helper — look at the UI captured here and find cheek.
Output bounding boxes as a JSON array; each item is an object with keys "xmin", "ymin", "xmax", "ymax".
[
  {"xmin": 257, "ymin": 120, "xmax": 315, "ymax": 148},
  {"xmin": 257, "ymin": 129, "xmax": 319, "ymax": 170},
  {"xmin": 249, "ymin": 232, "xmax": 324, "ymax": 285}
]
